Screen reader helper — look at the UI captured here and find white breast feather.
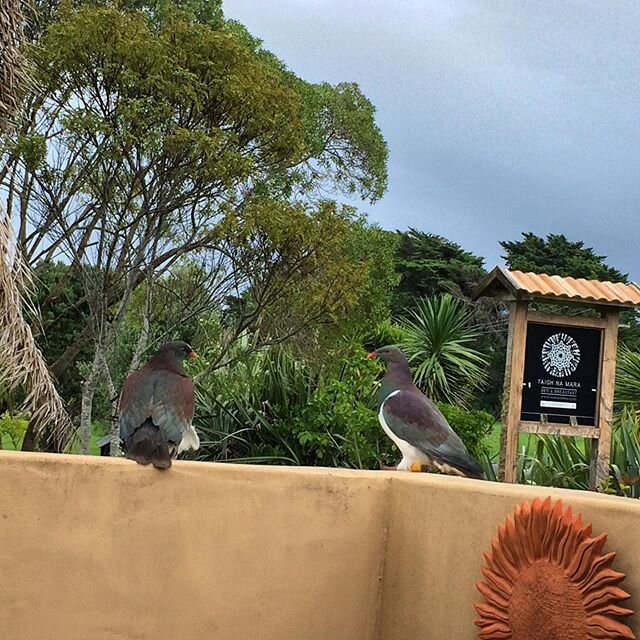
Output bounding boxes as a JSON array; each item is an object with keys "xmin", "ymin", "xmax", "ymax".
[{"xmin": 379, "ymin": 390, "xmax": 431, "ymax": 470}]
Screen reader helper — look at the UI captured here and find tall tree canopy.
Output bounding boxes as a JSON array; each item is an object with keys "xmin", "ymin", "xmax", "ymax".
[
  {"xmin": 0, "ymin": 0, "xmax": 76, "ymax": 449},
  {"xmin": 500, "ymin": 232, "xmax": 640, "ymax": 379},
  {"xmin": 501, "ymin": 232, "xmax": 627, "ymax": 282},
  {"xmin": 2, "ymin": 0, "xmax": 388, "ymax": 366},
  {"xmin": 0, "ymin": 0, "xmax": 391, "ymax": 450},
  {"xmin": 391, "ymin": 229, "xmax": 485, "ymax": 316}
]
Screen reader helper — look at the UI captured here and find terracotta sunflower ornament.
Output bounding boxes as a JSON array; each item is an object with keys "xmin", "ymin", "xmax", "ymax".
[{"xmin": 475, "ymin": 497, "xmax": 635, "ymax": 640}]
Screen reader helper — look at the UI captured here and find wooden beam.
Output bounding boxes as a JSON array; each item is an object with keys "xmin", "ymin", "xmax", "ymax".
[
  {"xmin": 497, "ymin": 303, "xmax": 517, "ymax": 480},
  {"xmin": 589, "ymin": 309, "xmax": 619, "ymax": 490},
  {"xmin": 527, "ymin": 311, "xmax": 608, "ymax": 330},
  {"xmin": 519, "ymin": 421, "xmax": 599, "ymax": 439},
  {"xmin": 515, "ymin": 293, "xmax": 634, "ymax": 310},
  {"xmin": 501, "ymin": 301, "xmax": 528, "ymax": 483}
]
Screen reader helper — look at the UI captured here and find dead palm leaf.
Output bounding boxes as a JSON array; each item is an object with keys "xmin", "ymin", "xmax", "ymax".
[
  {"xmin": 0, "ymin": 0, "xmax": 72, "ymax": 448},
  {"xmin": 0, "ymin": 209, "xmax": 74, "ymax": 448},
  {"xmin": 0, "ymin": 0, "xmax": 31, "ymax": 131}
]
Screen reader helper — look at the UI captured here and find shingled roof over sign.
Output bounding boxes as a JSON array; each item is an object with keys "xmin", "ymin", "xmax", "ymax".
[{"xmin": 473, "ymin": 266, "xmax": 640, "ymax": 308}]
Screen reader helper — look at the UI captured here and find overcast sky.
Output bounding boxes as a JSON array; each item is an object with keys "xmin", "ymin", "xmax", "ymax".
[{"xmin": 224, "ymin": 1, "xmax": 640, "ymax": 280}]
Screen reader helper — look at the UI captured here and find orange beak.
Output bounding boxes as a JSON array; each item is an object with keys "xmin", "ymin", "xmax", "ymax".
[
  {"xmin": 188, "ymin": 350, "xmax": 198, "ymax": 360},
  {"xmin": 367, "ymin": 352, "xmax": 377, "ymax": 359}
]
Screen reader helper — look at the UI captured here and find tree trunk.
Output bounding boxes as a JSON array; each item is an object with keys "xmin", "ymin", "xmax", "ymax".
[
  {"xmin": 21, "ymin": 423, "xmax": 35, "ymax": 450},
  {"xmin": 101, "ymin": 355, "xmax": 122, "ymax": 457},
  {"xmin": 51, "ymin": 324, "xmax": 94, "ymax": 379},
  {"xmin": 79, "ymin": 349, "xmax": 103, "ymax": 454},
  {"xmin": 0, "ymin": 0, "xmax": 29, "ymax": 131},
  {"xmin": 109, "ymin": 402, "xmax": 121, "ymax": 457}
]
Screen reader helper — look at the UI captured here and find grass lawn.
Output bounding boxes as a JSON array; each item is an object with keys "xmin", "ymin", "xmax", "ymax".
[
  {"xmin": 485, "ymin": 421, "xmax": 539, "ymax": 459},
  {"xmin": 1, "ymin": 427, "xmax": 104, "ymax": 455},
  {"xmin": 69, "ymin": 428, "xmax": 104, "ymax": 455},
  {"xmin": 0, "ymin": 435, "xmax": 19, "ymax": 450}
]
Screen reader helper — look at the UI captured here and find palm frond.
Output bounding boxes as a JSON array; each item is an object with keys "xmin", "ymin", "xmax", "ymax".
[
  {"xmin": 0, "ymin": 210, "xmax": 74, "ymax": 447},
  {"xmin": 0, "ymin": 0, "xmax": 31, "ymax": 131},
  {"xmin": 397, "ymin": 294, "xmax": 489, "ymax": 405},
  {"xmin": 615, "ymin": 345, "xmax": 640, "ymax": 413}
]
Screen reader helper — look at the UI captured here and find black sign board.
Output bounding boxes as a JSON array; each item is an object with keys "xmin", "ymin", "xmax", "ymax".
[{"xmin": 521, "ymin": 322, "xmax": 602, "ymax": 426}]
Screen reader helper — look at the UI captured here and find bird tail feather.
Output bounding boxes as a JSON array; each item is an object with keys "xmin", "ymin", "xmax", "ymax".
[
  {"xmin": 439, "ymin": 451, "xmax": 486, "ymax": 480},
  {"xmin": 458, "ymin": 455, "xmax": 486, "ymax": 480},
  {"xmin": 125, "ymin": 419, "xmax": 172, "ymax": 470},
  {"xmin": 178, "ymin": 424, "xmax": 200, "ymax": 453}
]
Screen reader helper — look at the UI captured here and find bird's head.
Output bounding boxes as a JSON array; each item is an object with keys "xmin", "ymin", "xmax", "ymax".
[
  {"xmin": 367, "ymin": 345, "xmax": 407, "ymax": 364},
  {"xmin": 160, "ymin": 340, "xmax": 198, "ymax": 362}
]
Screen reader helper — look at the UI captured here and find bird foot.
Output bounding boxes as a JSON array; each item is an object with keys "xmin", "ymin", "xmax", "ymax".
[{"xmin": 410, "ymin": 463, "xmax": 424, "ymax": 473}]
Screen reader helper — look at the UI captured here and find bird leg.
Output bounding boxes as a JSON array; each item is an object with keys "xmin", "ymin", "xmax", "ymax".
[{"xmin": 410, "ymin": 462, "xmax": 425, "ymax": 472}]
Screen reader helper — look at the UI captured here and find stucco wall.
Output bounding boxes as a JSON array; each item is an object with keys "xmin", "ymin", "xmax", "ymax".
[
  {"xmin": 0, "ymin": 452, "xmax": 389, "ymax": 640},
  {"xmin": 381, "ymin": 473, "xmax": 640, "ymax": 639},
  {"xmin": 1, "ymin": 450, "xmax": 639, "ymax": 640}
]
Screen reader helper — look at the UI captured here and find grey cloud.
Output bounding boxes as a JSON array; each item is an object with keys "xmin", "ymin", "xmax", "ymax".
[{"xmin": 225, "ymin": 0, "xmax": 640, "ymax": 278}]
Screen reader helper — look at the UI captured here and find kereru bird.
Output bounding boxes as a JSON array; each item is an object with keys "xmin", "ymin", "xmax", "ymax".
[
  {"xmin": 119, "ymin": 341, "xmax": 200, "ymax": 470},
  {"xmin": 368, "ymin": 345, "xmax": 485, "ymax": 479}
]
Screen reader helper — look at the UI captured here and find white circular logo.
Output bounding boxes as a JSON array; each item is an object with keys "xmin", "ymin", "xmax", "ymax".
[{"xmin": 541, "ymin": 332, "xmax": 581, "ymax": 377}]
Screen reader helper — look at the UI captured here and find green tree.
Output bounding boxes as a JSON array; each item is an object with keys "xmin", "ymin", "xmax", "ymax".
[
  {"xmin": 26, "ymin": 262, "xmax": 93, "ymax": 414},
  {"xmin": 500, "ymin": 232, "xmax": 626, "ymax": 281},
  {"xmin": 392, "ymin": 229, "xmax": 486, "ymax": 315},
  {"xmin": 501, "ymin": 232, "xmax": 640, "ymax": 350},
  {"xmin": 2, "ymin": 0, "xmax": 389, "ymax": 449},
  {"xmin": 385, "ymin": 229, "xmax": 503, "ymax": 413},
  {"xmin": 397, "ymin": 294, "xmax": 489, "ymax": 406},
  {"xmin": 313, "ymin": 221, "xmax": 399, "ymax": 348},
  {"xmin": 4, "ymin": 0, "xmax": 387, "ymax": 375},
  {"xmin": 162, "ymin": 200, "xmax": 397, "ymax": 378},
  {"xmin": 0, "ymin": 0, "xmax": 74, "ymax": 450}
]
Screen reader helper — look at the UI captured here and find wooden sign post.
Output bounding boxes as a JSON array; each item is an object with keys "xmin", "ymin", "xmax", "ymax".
[{"xmin": 474, "ymin": 267, "xmax": 640, "ymax": 490}]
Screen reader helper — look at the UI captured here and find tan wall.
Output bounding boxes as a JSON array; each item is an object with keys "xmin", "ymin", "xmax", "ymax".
[
  {"xmin": 0, "ymin": 452, "xmax": 388, "ymax": 640},
  {"xmin": 381, "ymin": 473, "xmax": 640, "ymax": 639},
  {"xmin": 1, "ymin": 450, "xmax": 639, "ymax": 640}
]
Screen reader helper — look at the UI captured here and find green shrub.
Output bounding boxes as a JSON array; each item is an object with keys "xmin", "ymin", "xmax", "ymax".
[
  {"xmin": 519, "ymin": 436, "xmax": 590, "ymax": 490},
  {"xmin": 194, "ymin": 342, "xmax": 397, "ymax": 469},
  {"xmin": 436, "ymin": 403, "xmax": 494, "ymax": 460},
  {"xmin": 0, "ymin": 412, "xmax": 28, "ymax": 449},
  {"xmin": 360, "ymin": 319, "xmax": 408, "ymax": 352},
  {"xmin": 290, "ymin": 353, "xmax": 396, "ymax": 469},
  {"xmin": 193, "ymin": 334, "xmax": 499, "ymax": 470},
  {"xmin": 608, "ymin": 409, "xmax": 640, "ymax": 498}
]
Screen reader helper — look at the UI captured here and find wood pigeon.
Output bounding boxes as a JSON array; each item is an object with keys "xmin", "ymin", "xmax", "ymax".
[
  {"xmin": 368, "ymin": 345, "xmax": 485, "ymax": 479},
  {"xmin": 119, "ymin": 341, "xmax": 200, "ymax": 469}
]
